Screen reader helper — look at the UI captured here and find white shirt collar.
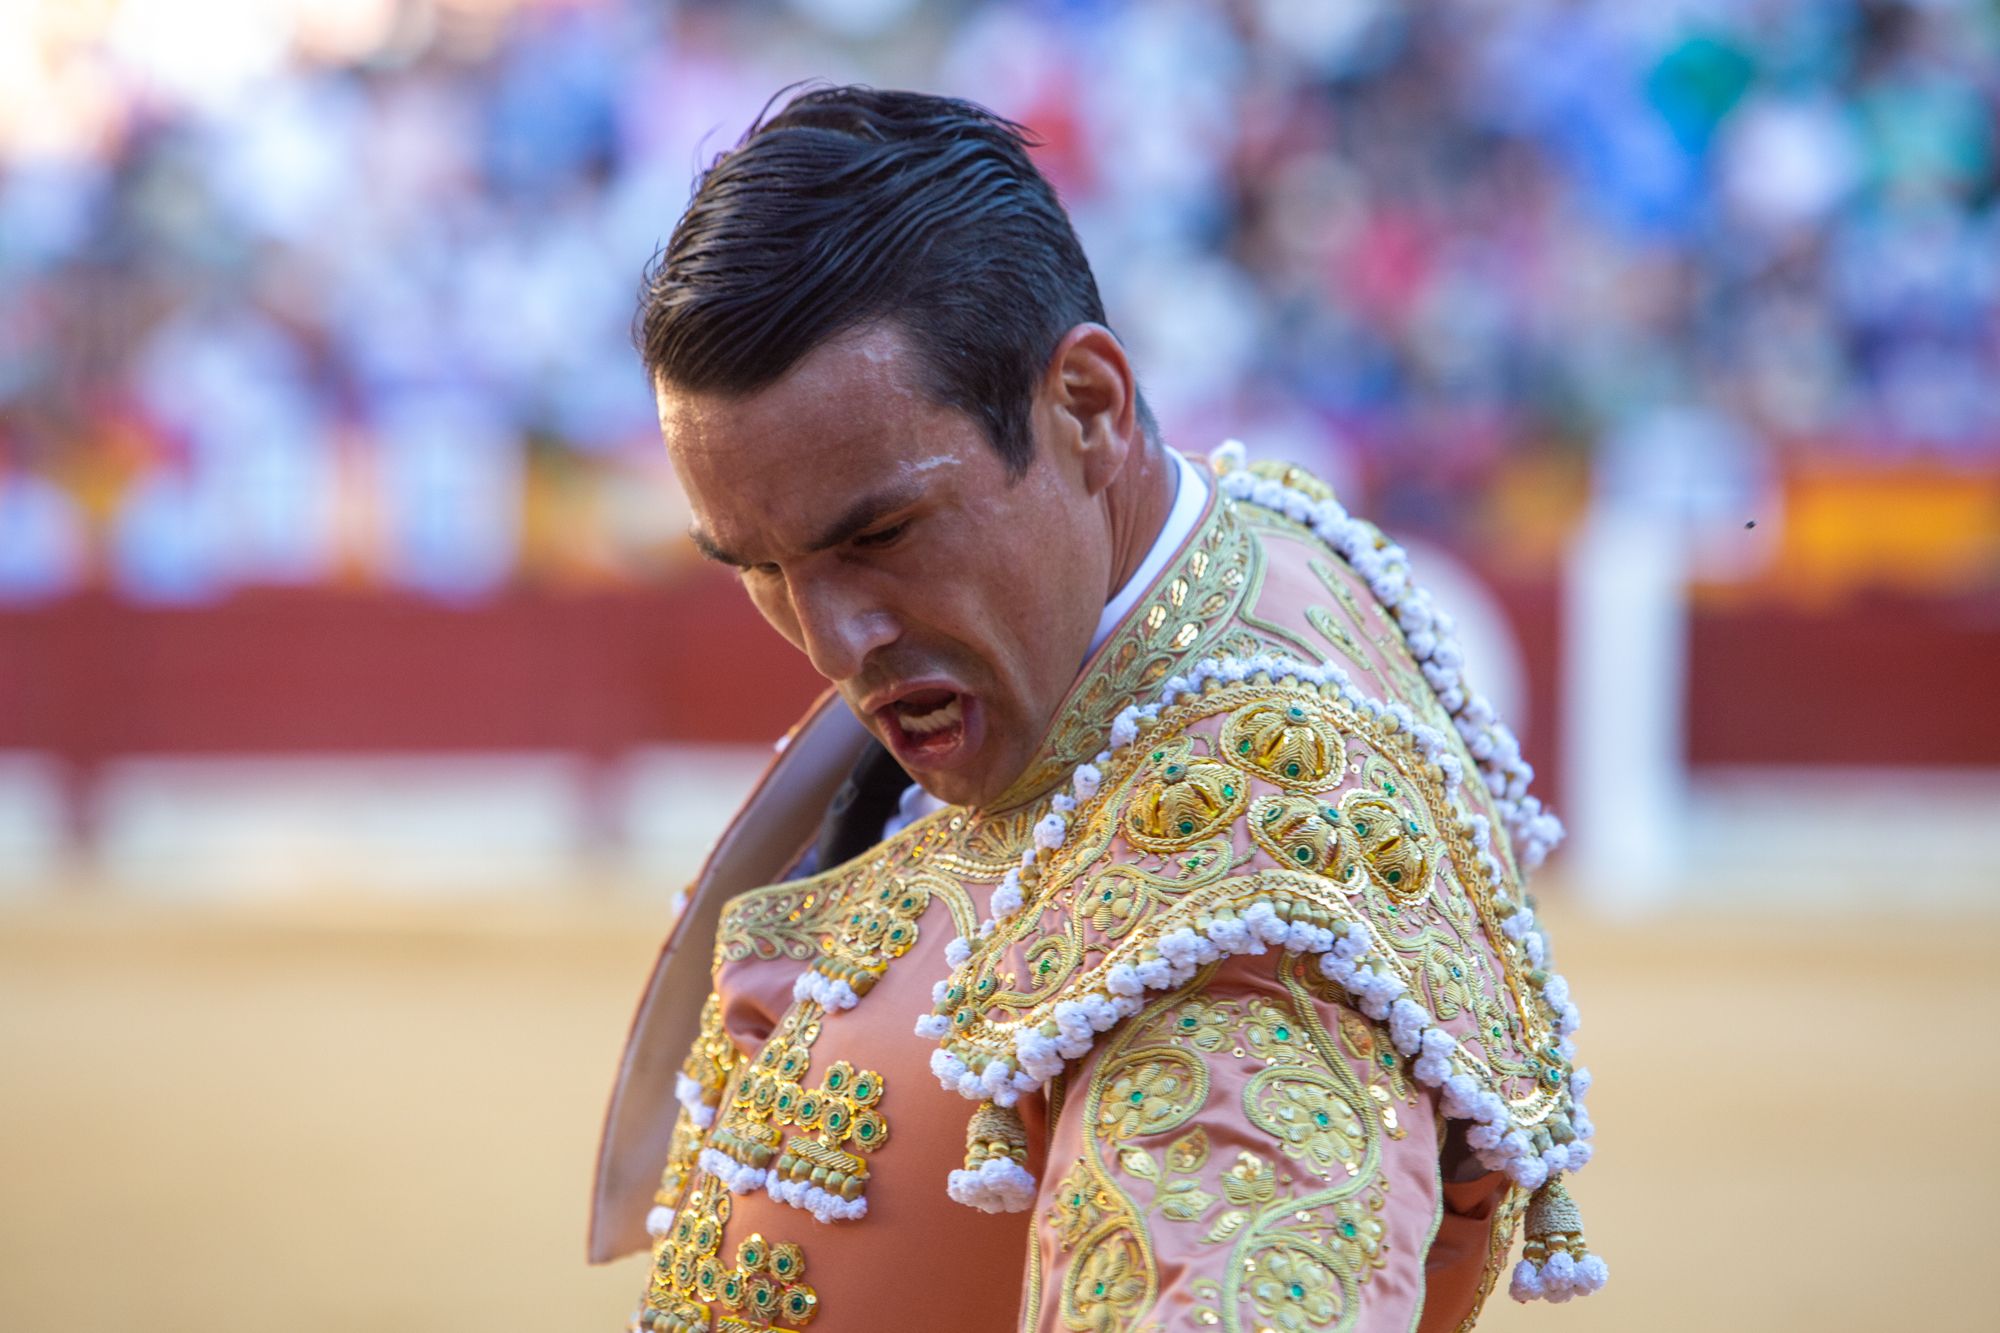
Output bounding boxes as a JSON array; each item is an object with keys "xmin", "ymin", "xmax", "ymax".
[{"xmin": 1090, "ymin": 447, "xmax": 1208, "ymax": 657}]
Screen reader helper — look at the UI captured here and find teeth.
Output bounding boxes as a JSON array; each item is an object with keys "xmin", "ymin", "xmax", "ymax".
[{"xmin": 900, "ymin": 695, "xmax": 962, "ymax": 736}]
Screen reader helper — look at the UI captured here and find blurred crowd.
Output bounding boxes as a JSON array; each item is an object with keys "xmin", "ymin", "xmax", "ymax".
[{"xmin": 2, "ymin": 0, "xmax": 1996, "ymax": 604}]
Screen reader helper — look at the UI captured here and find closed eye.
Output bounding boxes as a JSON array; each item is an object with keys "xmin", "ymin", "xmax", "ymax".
[{"xmin": 851, "ymin": 521, "xmax": 909, "ymax": 551}]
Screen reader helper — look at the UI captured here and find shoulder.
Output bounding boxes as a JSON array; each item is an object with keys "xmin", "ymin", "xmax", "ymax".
[
  {"xmin": 921, "ymin": 655, "xmax": 1586, "ymax": 1189},
  {"xmin": 919, "ymin": 661, "xmax": 1473, "ymax": 1089}
]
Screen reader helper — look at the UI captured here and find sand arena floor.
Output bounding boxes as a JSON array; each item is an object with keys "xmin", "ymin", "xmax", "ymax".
[{"xmin": 1, "ymin": 889, "xmax": 1991, "ymax": 1332}]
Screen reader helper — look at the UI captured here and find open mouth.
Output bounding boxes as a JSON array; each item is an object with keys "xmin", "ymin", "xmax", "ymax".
[{"xmin": 879, "ymin": 687, "xmax": 975, "ymax": 768}]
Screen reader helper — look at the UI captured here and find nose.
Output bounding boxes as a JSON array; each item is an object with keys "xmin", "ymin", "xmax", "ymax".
[{"xmin": 787, "ymin": 570, "xmax": 900, "ymax": 683}]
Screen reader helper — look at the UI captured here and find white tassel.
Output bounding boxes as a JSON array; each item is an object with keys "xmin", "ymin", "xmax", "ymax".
[{"xmin": 946, "ymin": 1158, "xmax": 1038, "ymax": 1214}]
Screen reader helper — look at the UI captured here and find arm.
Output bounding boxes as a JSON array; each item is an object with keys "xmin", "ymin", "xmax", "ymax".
[{"xmin": 1021, "ymin": 950, "xmax": 1451, "ymax": 1333}]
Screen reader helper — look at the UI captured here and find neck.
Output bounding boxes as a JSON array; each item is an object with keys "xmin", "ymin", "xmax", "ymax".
[{"xmin": 1101, "ymin": 438, "xmax": 1176, "ymax": 603}]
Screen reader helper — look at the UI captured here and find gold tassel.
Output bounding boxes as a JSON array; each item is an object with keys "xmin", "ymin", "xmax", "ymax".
[
  {"xmin": 1510, "ymin": 1177, "xmax": 1609, "ymax": 1302},
  {"xmin": 964, "ymin": 1100, "xmax": 1029, "ymax": 1171},
  {"xmin": 945, "ymin": 1100, "xmax": 1036, "ymax": 1213}
]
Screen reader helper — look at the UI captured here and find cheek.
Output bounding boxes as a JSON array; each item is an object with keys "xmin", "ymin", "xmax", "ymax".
[{"xmin": 744, "ymin": 575, "xmax": 804, "ymax": 648}]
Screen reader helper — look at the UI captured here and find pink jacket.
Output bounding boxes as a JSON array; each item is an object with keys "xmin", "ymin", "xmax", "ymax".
[{"xmin": 594, "ymin": 449, "xmax": 1603, "ymax": 1332}]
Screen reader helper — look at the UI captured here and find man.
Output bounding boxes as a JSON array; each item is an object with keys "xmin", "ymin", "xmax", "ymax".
[{"xmin": 593, "ymin": 86, "xmax": 1604, "ymax": 1332}]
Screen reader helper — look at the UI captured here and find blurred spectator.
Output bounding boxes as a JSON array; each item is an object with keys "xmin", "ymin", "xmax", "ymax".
[{"xmin": 1, "ymin": 0, "xmax": 1995, "ymax": 605}]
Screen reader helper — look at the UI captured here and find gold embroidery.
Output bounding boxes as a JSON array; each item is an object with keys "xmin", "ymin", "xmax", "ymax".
[
  {"xmin": 1246, "ymin": 1245, "xmax": 1343, "ymax": 1328},
  {"xmin": 1056, "ymin": 956, "xmax": 1400, "ymax": 1332},
  {"xmin": 1164, "ymin": 996, "xmax": 1236, "ymax": 1052},
  {"xmin": 650, "ymin": 815, "xmax": 986, "ymax": 1333},
  {"xmin": 964, "ymin": 1098, "xmax": 1033, "ymax": 1176},
  {"xmin": 682, "ymin": 993, "xmax": 740, "ymax": 1112},
  {"xmin": 715, "ymin": 883, "xmax": 836, "ymax": 968},
  {"xmin": 652, "ymin": 995, "xmax": 741, "ymax": 1217},
  {"xmin": 1221, "ymin": 701, "xmax": 1347, "ymax": 790},
  {"xmin": 768, "ymin": 1057, "xmax": 889, "ymax": 1203},
  {"xmin": 1304, "ymin": 604, "xmax": 1381, "ymax": 679},
  {"xmin": 1244, "ymin": 1067, "xmax": 1368, "ymax": 1179},
  {"xmin": 807, "ymin": 866, "xmax": 933, "ymax": 1001},
  {"xmin": 1338, "ymin": 783, "xmax": 1432, "ymax": 903},
  {"xmin": 1051, "ymin": 1161, "xmax": 1113, "ymax": 1248},
  {"xmin": 935, "ymin": 678, "xmax": 1566, "ymax": 1138},
  {"xmin": 646, "ymin": 1178, "xmax": 821, "ymax": 1333},
  {"xmin": 1123, "ymin": 745, "xmax": 1248, "ymax": 854},
  {"xmin": 667, "ymin": 465, "xmax": 1573, "ymax": 1327},
  {"xmin": 653, "ymin": 1109, "xmax": 707, "ymax": 1215},
  {"xmin": 1093, "ymin": 1049, "xmax": 1209, "ymax": 1141},
  {"xmin": 1248, "ymin": 794, "xmax": 1354, "ymax": 879},
  {"xmin": 1220, "ymin": 1150, "xmax": 1278, "ymax": 1206},
  {"xmin": 1065, "ymin": 1226, "xmax": 1152, "ymax": 1332},
  {"xmin": 1165, "ymin": 1127, "xmax": 1211, "ymax": 1174}
]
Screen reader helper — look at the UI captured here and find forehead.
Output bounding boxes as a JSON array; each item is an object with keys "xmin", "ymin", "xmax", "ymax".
[{"xmin": 656, "ymin": 325, "xmax": 991, "ymax": 544}]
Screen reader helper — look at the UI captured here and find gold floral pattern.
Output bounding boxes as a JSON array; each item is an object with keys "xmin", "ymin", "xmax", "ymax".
[
  {"xmin": 1338, "ymin": 786, "xmax": 1432, "ymax": 903},
  {"xmin": 1051, "ymin": 1162, "xmax": 1113, "ymax": 1249},
  {"xmin": 1220, "ymin": 1150, "xmax": 1279, "ymax": 1207},
  {"xmin": 1163, "ymin": 996, "xmax": 1236, "ymax": 1053},
  {"xmin": 1247, "ymin": 1247, "xmax": 1342, "ymax": 1329},
  {"xmin": 1064, "ymin": 1228, "xmax": 1152, "ymax": 1333},
  {"xmin": 767, "ymin": 1056, "xmax": 890, "ymax": 1203},
  {"xmin": 1093, "ymin": 1049, "xmax": 1209, "ymax": 1141},
  {"xmin": 1245, "ymin": 1067, "xmax": 1368, "ymax": 1179},
  {"xmin": 1240, "ymin": 996, "xmax": 1314, "ymax": 1064},
  {"xmin": 1325, "ymin": 1198, "xmax": 1387, "ymax": 1275},
  {"xmin": 1040, "ymin": 953, "xmax": 1408, "ymax": 1333}
]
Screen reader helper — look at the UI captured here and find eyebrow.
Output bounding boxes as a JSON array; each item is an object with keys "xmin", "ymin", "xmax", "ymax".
[{"xmin": 690, "ymin": 482, "xmax": 924, "ymax": 569}]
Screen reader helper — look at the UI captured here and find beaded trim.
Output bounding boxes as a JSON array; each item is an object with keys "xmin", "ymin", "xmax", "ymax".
[
  {"xmin": 919, "ymin": 655, "xmax": 1594, "ymax": 1191},
  {"xmin": 1211, "ymin": 439, "xmax": 1564, "ymax": 876}
]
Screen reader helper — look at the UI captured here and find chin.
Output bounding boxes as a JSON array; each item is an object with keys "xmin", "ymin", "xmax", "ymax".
[{"xmin": 910, "ymin": 772, "xmax": 978, "ymax": 808}]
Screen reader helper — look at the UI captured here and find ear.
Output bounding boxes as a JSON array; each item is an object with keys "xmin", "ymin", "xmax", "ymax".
[{"xmin": 1039, "ymin": 323, "xmax": 1139, "ymax": 497}]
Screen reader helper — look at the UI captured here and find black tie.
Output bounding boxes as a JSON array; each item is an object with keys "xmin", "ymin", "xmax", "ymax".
[{"xmin": 809, "ymin": 739, "xmax": 916, "ymax": 873}]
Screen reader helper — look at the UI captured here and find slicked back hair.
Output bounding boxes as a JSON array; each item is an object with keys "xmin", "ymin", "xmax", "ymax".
[{"xmin": 636, "ymin": 85, "xmax": 1149, "ymax": 477}]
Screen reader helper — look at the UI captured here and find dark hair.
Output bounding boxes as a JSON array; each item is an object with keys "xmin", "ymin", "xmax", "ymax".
[{"xmin": 635, "ymin": 85, "xmax": 1150, "ymax": 476}]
